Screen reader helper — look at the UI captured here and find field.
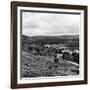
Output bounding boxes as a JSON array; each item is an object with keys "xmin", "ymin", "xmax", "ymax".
[
  {"xmin": 22, "ymin": 35, "xmax": 79, "ymax": 50},
  {"xmin": 21, "ymin": 35, "xmax": 79, "ymax": 78},
  {"xmin": 21, "ymin": 51, "xmax": 79, "ymax": 77}
]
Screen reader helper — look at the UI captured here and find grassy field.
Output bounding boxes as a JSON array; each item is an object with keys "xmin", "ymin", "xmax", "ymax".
[{"xmin": 21, "ymin": 51, "xmax": 79, "ymax": 78}]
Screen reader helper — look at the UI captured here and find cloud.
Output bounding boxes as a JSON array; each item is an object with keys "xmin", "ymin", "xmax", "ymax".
[{"xmin": 22, "ymin": 11, "xmax": 80, "ymax": 36}]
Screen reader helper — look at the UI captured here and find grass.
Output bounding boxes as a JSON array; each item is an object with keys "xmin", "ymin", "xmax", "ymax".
[{"xmin": 21, "ymin": 51, "xmax": 79, "ymax": 78}]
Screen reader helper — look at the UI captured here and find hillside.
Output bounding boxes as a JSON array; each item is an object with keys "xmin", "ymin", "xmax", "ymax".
[
  {"xmin": 22, "ymin": 34, "xmax": 79, "ymax": 50},
  {"xmin": 22, "ymin": 34, "xmax": 79, "ymax": 44},
  {"xmin": 21, "ymin": 51, "xmax": 79, "ymax": 77}
]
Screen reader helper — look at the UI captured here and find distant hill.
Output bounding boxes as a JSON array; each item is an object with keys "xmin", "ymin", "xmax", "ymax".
[{"xmin": 22, "ymin": 34, "xmax": 79, "ymax": 45}]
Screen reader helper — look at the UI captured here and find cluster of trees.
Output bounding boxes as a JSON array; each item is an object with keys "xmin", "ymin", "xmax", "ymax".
[{"xmin": 62, "ymin": 51, "xmax": 79, "ymax": 64}]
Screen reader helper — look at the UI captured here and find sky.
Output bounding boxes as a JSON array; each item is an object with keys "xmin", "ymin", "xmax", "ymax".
[{"xmin": 22, "ymin": 11, "xmax": 80, "ymax": 36}]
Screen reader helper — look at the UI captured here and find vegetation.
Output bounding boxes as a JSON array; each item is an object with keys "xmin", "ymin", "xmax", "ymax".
[
  {"xmin": 21, "ymin": 52, "xmax": 79, "ymax": 77},
  {"xmin": 21, "ymin": 35, "xmax": 79, "ymax": 78}
]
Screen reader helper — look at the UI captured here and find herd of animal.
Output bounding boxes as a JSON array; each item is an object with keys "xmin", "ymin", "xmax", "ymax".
[{"xmin": 23, "ymin": 44, "xmax": 79, "ymax": 64}]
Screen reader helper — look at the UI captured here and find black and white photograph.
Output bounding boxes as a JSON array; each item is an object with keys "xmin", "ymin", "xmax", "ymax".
[
  {"xmin": 11, "ymin": 1, "xmax": 87, "ymax": 88},
  {"xmin": 21, "ymin": 10, "xmax": 80, "ymax": 78}
]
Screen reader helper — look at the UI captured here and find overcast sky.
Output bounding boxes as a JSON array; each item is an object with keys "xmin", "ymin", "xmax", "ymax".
[{"xmin": 22, "ymin": 11, "xmax": 80, "ymax": 36}]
